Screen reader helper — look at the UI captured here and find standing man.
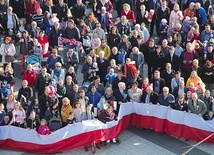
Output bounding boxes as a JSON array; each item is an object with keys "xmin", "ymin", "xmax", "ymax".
[
  {"xmin": 2, "ymin": 6, "xmax": 19, "ymax": 33},
  {"xmin": 97, "ymin": 51, "xmax": 110, "ymax": 85},
  {"xmin": 188, "ymin": 93, "xmax": 207, "ymax": 117},
  {"xmin": 72, "ymin": 0, "xmax": 86, "ymax": 25},
  {"xmin": 55, "ymin": 0, "xmax": 68, "ymax": 23},
  {"xmin": 150, "ymin": 70, "xmax": 165, "ymax": 94},
  {"xmin": 34, "ymin": 67, "xmax": 52, "ymax": 98},
  {"xmin": 19, "ymin": 31, "xmax": 33, "ymax": 75}
]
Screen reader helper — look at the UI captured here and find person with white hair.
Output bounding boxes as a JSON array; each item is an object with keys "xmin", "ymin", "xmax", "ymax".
[
  {"xmin": 130, "ymin": 47, "xmax": 144, "ymax": 77},
  {"xmin": 157, "ymin": 86, "xmax": 175, "ymax": 108},
  {"xmin": 113, "ymin": 82, "xmax": 130, "ymax": 114},
  {"xmin": 141, "ymin": 85, "xmax": 159, "ymax": 104},
  {"xmin": 2, "ymin": 6, "xmax": 19, "ymax": 33}
]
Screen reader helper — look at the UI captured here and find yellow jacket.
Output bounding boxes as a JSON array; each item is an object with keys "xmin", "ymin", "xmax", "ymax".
[
  {"xmin": 97, "ymin": 45, "xmax": 111, "ymax": 59},
  {"xmin": 61, "ymin": 104, "xmax": 73, "ymax": 123},
  {"xmin": 186, "ymin": 76, "xmax": 202, "ymax": 88}
]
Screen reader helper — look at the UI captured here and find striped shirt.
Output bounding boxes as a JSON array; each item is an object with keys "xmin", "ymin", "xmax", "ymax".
[{"xmin": 31, "ymin": 14, "xmax": 44, "ymax": 29}]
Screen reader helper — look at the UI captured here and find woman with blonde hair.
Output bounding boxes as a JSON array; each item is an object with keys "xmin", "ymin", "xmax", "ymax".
[
  {"xmin": 3, "ymin": 93, "xmax": 17, "ymax": 113},
  {"xmin": 9, "ymin": 102, "xmax": 26, "ymax": 128},
  {"xmin": 121, "ymin": 3, "xmax": 136, "ymax": 25}
]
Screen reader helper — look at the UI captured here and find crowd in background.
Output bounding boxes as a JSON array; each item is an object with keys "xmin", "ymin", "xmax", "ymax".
[{"xmin": 0, "ymin": 0, "xmax": 213, "ymax": 143}]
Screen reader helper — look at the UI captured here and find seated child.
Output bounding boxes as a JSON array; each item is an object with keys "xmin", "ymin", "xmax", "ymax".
[
  {"xmin": 26, "ymin": 111, "xmax": 40, "ymax": 130},
  {"xmin": 66, "ymin": 112, "xmax": 77, "ymax": 126},
  {"xmin": 37, "ymin": 119, "xmax": 50, "ymax": 135}
]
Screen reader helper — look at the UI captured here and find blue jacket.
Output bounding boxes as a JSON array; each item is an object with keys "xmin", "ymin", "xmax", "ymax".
[
  {"xmin": 157, "ymin": 93, "xmax": 175, "ymax": 108},
  {"xmin": 86, "ymin": 91, "xmax": 101, "ymax": 107}
]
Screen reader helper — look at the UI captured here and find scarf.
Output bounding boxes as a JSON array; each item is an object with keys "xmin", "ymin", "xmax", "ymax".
[{"xmin": 54, "ymin": 68, "xmax": 62, "ymax": 78}]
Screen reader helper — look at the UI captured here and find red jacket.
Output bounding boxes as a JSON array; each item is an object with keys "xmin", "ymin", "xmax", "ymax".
[
  {"xmin": 124, "ymin": 62, "xmax": 137, "ymax": 79},
  {"xmin": 121, "ymin": 10, "xmax": 136, "ymax": 24},
  {"xmin": 22, "ymin": 70, "xmax": 37, "ymax": 88},
  {"xmin": 37, "ymin": 35, "xmax": 49, "ymax": 58},
  {"xmin": 26, "ymin": 1, "xmax": 40, "ymax": 15}
]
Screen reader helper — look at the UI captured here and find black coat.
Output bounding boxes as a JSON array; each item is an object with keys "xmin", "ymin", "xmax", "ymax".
[
  {"xmin": 161, "ymin": 70, "xmax": 175, "ymax": 91},
  {"xmin": 141, "ymin": 92, "xmax": 159, "ymax": 104},
  {"xmin": 201, "ymin": 65, "xmax": 214, "ymax": 84},
  {"xmin": 55, "ymin": 3, "xmax": 69, "ymax": 21},
  {"xmin": 113, "ymin": 88, "xmax": 130, "ymax": 114},
  {"xmin": 97, "ymin": 57, "xmax": 109, "ymax": 83},
  {"xmin": 107, "ymin": 33, "xmax": 121, "ymax": 49},
  {"xmin": 43, "ymin": 5, "xmax": 56, "ymax": 14},
  {"xmin": 173, "ymin": 86, "xmax": 188, "ymax": 99},
  {"xmin": 34, "ymin": 73, "xmax": 52, "ymax": 96},
  {"xmin": 164, "ymin": 54, "xmax": 180, "ymax": 71},
  {"xmin": 117, "ymin": 22, "xmax": 131, "ymax": 36},
  {"xmin": 49, "ymin": 28, "xmax": 65, "ymax": 48},
  {"xmin": 72, "ymin": 4, "xmax": 86, "ymax": 23},
  {"xmin": 2, "ymin": 13, "xmax": 19, "ymax": 32},
  {"xmin": 10, "ymin": 0, "xmax": 25, "ymax": 18},
  {"xmin": 112, "ymin": 76, "xmax": 128, "ymax": 90},
  {"xmin": 150, "ymin": 78, "xmax": 165, "ymax": 94},
  {"xmin": 136, "ymin": 12, "xmax": 148, "ymax": 25}
]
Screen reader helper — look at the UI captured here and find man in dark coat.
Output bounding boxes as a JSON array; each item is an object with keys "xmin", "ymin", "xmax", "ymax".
[
  {"xmin": 150, "ymin": 70, "xmax": 165, "ymax": 94},
  {"xmin": 141, "ymin": 86, "xmax": 159, "ymax": 104},
  {"xmin": 55, "ymin": 0, "xmax": 69, "ymax": 22}
]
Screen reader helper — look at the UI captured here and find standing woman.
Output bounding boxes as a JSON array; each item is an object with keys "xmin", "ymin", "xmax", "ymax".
[
  {"xmin": 169, "ymin": 3, "xmax": 183, "ymax": 28},
  {"xmin": 0, "ymin": 36, "xmax": 16, "ymax": 69},
  {"xmin": 107, "ymin": 26, "xmax": 121, "ymax": 49},
  {"xmin": 43, "ymin": 0, "xmax": 56, "ymax": 16}
]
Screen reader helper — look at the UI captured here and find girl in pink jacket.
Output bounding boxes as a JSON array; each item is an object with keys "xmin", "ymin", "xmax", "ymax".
[{"xmin": 37, "ymin": 119, "xmax": 50, "ymax": 135}]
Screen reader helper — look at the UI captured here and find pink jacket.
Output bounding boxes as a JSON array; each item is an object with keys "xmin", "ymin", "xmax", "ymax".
[{"xmin": 38, "ymin": 125, "xmax": 50, "ymax": 135}]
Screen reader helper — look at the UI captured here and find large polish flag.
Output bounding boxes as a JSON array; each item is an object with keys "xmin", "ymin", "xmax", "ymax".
[{"xmin": 0, "ymin": 103, "xmax": 213, "ymax": 153}]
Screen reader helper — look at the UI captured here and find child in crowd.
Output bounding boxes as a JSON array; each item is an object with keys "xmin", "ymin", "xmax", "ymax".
[
  {"xmin": 174, "ymin": 42, "xmax": 183, "ymax": 58},
  {"xmin": 88, "ymin": 61, "xmax": 99, "ymax": 81},
  {"xmin": 206, "ymin": 111, "xmax": 214, "ymax": 120},
  {"xmin": 98, "ymin": 105, "xmax": 117, "ymax": 143},
  {"xmin": 65, "ymin": 66, "xmax": 77, "ymax": 84},
  {"xmin": 167, "ymin": 21, "xmax": 174, "ymax": 36},
  {"xmin": 26, "ymin": 111, "xmax": 40, "ymax": 130},
  {"xmin": 97, "ymin": 96, "xmax": 109, "ymax": 115},
  {"xmin": 37, "ymin": 119, "xmax": 50, "ymax": 135},
  {"xmin": 27, "ymin": 98, "xmax": 41, "ymax": 118},
  {"xmin": 193, "ymin": 28, "xmax": 200, "ymax": 41},
  {"xmin": 173, "ymin": 23, "xmax": 182, "ymax": 43},
  {"xmin": 73, "ymin": 100, "xmax": 83, "ymax": 122},
  {"xmin": 4, "ymin": 63, "xmax": 15, "ymax": 93},
  {"xmin": 117, "ymin": 48, "xmax": 127, "ymax": 66},
  {"xmin": 0, "ymin": 103, "xmax": 6, "ymax": 125},
  {"xmin": 18, "ymin": 19, "xmax": 26, "ymax": 33},
  {"xmin": 81, "ymin": 104, "xmax": 94, "ymax": 120},
  {"xmin": 167, "ymin": 36, "xmax": 175, "ymax": 47},
  {"xmin": 105, "ymin": 68, "xmax": 117, "ymax": 86},
  {"xmin": 182, "ymin": 16, "xmax": 191, "ymax": 34},
  {"xmin": 91, "ymin": 32, "xmax": 101, "ymax": 50},
  {"xmin": 66, "ymin": 112, "xmax": 77, "ymax": 126},
  {"xmin": 188, "ymin": 82, "xmax": 197, "ymax": 93},
  {"xmin": 0, "ymin": 80, "xmax": 10, "ymax": 99},
  {"xmin": 186, "ymin": 27, "xmax": 195, "ymax": 43}
]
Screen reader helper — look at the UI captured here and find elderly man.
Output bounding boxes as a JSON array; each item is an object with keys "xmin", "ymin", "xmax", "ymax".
[
  {"xmin": 150, "ymin": 70, "xmax": 165, "ymax": 94},
  {"xmin": 172, "ymin": 80, "xmax": 188, "ymax": 100},
  {"xmin": 130, "ymin": 47, "xmax": 144, "ymax": 77},
  {"xmin": 188, "ymin": 93, "xmax": 207, "ymax": 117},
  {"xmin": 117, "ymin": 15, "xmax": 131, "ymax": 36},
  {"xmin": 114, "ymin": 82, "xmax": 130, "ymax": 114},
  {"xmin": 2, "ymin": 6, "xmax": 19, "ymax": 33},
  {"xmin": 141, "ymin": 86, "xmax": 159, "ymax": 104},
  {"xmin": 157, "ymin": 87, "xmax": 175, "ymax": 108}
]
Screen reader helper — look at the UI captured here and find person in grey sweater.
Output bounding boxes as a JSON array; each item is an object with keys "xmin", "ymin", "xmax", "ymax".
[{"xmin": 65, "ymin": 20, "xmax": 81, "ymax": 41}]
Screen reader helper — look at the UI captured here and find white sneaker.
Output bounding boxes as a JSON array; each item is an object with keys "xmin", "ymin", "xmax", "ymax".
[
  {"xmin": 112, "ymin": 138, "xmax": 116, "ymax": 143},
  {"xmin": 107, "ymin": 140, "xmax": 110, "ymax": 143}
]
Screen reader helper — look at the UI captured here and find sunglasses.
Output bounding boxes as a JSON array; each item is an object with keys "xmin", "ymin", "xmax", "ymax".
[{"xmin": 56, "ymin": 66, "xmax": 61, "ymax": 68}]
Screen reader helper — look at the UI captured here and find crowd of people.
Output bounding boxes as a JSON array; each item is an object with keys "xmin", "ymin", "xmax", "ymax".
[{"xmin": 0, "ymin": 0, "xmax": 214, "ymax": 149}]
